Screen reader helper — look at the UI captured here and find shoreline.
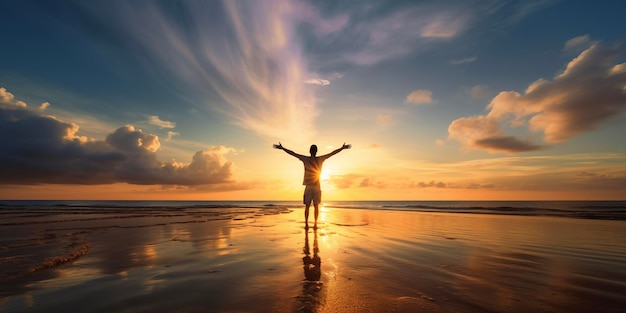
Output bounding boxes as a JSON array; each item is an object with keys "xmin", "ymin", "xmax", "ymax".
[{"xmin": 1, "ymin": 200, "xmax": 625, "ymax": 222}]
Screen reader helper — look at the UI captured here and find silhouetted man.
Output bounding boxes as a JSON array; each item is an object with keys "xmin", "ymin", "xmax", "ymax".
[{"xmin": 274, "ymin": 142, "xmax": 350, "ymax": 229}]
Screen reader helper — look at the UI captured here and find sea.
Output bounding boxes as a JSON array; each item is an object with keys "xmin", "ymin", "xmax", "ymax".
[{"xmin": 1, "ymin": 200, "xmax": 625, "ymax": 221}]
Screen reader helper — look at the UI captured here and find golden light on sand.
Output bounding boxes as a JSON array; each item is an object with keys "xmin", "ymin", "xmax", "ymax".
[
  {"xmin": 143, "ymin": 245, "xmax": 157, "ymax": 265},
  {"xmin": 319, "ymin": 204, "xmax": 329, "ymax": 224}
]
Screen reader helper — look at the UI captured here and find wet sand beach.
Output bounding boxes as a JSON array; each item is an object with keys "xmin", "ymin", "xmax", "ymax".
[{"xmin": 1, "ymin": 205, "xmax": 626, "ymax": 312}]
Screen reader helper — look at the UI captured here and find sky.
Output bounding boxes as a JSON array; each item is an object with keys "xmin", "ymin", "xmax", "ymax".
[{"xmin": 1, "ymin": 0, "xmax": 625, "ymax": 200}]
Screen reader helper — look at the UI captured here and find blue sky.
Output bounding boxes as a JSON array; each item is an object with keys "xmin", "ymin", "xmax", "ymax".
[{"xmin": 1, "ymin": 0, "xmax": 625, "ymax": 200}]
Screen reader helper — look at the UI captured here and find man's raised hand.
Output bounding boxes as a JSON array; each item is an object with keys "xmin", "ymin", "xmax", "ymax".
[
  {"xmin": 273, "ymin": 143, "xmax": 283, "ymax": 150},
  {"xmin": 342, "ymin": 143, "xmax": 352, "ymax": 149}
]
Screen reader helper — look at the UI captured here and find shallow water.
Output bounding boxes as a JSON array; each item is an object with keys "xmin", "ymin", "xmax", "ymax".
[
  {"xmin": 1, "ymin": 205, "xmax": 625, "ymax": 312},
  {"xmin": 321, "ymin": 209, "xmax": 626, "ymax": 312}
]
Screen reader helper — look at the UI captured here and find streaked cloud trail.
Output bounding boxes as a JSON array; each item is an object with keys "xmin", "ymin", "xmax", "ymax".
[
  {"xmin": 92, "ymin": 1, "xmax": 319, "ymax": 143},
  {"xmin": 66, "ymin": 0, "xmax": 552, "ymax": 144}
]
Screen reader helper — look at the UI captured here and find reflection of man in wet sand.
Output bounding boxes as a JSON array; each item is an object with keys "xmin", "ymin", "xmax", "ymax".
[
  {"xmin": 298, "ymin": 229, "xmax": 322, "ymax": 311},
  {"xmin": 303, "ymin": 229, "xmax": 321, "ymax": 281},
  {"xmin": 297, "ymin": 230, "xmax": 324, "ymax": 312},
  {"xmin": 274, "ymin": 142, "xmax": 351, "ymax": 229}
]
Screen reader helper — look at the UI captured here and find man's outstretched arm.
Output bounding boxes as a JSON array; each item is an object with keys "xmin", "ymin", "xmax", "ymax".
[
  {"xmin": 320, "ymin": 143, "xmax": 351, "ymax": 159},
  {"xmin": 273, "ymin": 142, "xmax": 302, "ymax": 158}
]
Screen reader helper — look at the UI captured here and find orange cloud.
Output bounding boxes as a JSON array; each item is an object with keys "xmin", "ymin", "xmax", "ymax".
[
  {"xmin": 448, "ymin": 115, "xmax": 544, "ymax": 153},
  {"xmin": 405, "ymin": 89, "xmax": 433, "ymax": 105},
  {"xmin": 448, "ymin": 39, "xmax": 626, "ymax": 153}
]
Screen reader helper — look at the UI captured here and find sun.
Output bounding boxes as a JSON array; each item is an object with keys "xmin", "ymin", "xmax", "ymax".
[{"xmin": 321, "ymin": 168, "xmax": 333, "ymax": 182}]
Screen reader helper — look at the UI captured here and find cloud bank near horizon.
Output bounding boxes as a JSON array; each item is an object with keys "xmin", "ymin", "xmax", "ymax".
[{"xmin": 0, "ymin": 87, "xmax": 235, "ymax": 186}]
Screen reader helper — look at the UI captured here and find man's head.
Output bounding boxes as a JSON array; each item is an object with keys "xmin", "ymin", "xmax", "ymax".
[{"xmin": 309, "ymin": 144, "xmax": 318, "ymax": 157}]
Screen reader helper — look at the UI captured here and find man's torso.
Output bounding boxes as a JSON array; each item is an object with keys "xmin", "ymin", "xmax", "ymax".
[{"xmin": 298, "ymin": 156, "xmax": 327, "ymax": 186}]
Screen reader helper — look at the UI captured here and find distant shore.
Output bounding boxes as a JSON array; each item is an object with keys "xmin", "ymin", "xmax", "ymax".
[{"xmin": 1, "ymin": 205, "xmax": 626, "ymax": 312}]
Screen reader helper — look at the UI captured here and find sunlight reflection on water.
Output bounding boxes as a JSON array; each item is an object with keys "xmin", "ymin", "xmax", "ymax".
[{"xmin": 0, "ymin": 205, "xmax": 625, "ymax": 312}]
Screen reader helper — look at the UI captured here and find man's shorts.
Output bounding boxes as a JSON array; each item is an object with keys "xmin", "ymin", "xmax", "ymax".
[{"xmin": 303, "ymin": 185, "xmax": 322, "ymax": 205}]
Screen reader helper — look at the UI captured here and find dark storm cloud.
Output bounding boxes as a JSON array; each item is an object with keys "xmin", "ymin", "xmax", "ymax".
[{"xmin": 0, "ymin": 87, "xmax": 234, "ymax": 185}]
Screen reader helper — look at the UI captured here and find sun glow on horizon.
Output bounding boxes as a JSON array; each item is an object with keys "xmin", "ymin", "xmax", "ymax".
[{"xmin": 321, "ymin": 168, "xmax": 333, "ymax": 182}]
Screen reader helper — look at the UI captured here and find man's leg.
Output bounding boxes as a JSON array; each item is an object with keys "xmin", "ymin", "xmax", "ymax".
[
  {"xmin": 304, "ymin": 203, "xmax": 311, "ymax": 229},
  {"xmin": 313, "ymin": 188, "xmax": 321, "ymax": 228},
  {"xmin": 313, "ymin": 203, "xmax": 319, "ymax": 229}
]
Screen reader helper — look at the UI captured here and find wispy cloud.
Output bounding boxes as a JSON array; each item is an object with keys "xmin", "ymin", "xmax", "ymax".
[
  {"xmin": 297, "ymin": 1, "xmax": 553, "ymax": 68},
  {"xmin": 76, "ymin": 1, "xmax": 318, "ymax": 143},
  {"xmin": 303, "ymin": 72, "xmax": 343, "ymax": 86},
  {"xmin": 329, "ymin": 153, "xmax": 626, "ymax": 193},
  {"xmin": 415, "ymin": 181, "xmax": 448, "ymax": 188},
  {"xmin": 166, "ymin": 131, "xmax": 180, "ymax": 141},
  {"xmin": 39, "ymin": 102, "xmax": 50, "ymax": 111},
  {"xmin": 148, "ymin": 115, "xmax": 175, "ymax": 129},
  {"xmin": 405, "ymin": 89, "xmax": 433, "ymax": 105},
  {"xmin": 297, "ymin": 2, "xmax": 474, "ymax": 66},
  {"xmin": 420, "ymin": 12, "xmax": 469, "ymax": 38},
  {"xmin": 326, "ymin": 173, "xmax": 387, "ymax": 189},
  {"xmin": 304, "ymin": 78, "xmax": 330, "ymax": 86},
  {"xmin": 450, "ymin": 57, "xmax": 477, "ymax": 65},
  {"xmin": 467, "ymin": 85, "xmax": 490, "ymax": 99},
  {"xmin": 564, "ymin": 34, "xmax": 592, "ymax": 51},
  {"xmin": 448, "ymin": 38, "xmax": 626, "ymax": 153},
  {"xmin": 475, "ymin": 0, "xmax": 558, "ymax": 30}
]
